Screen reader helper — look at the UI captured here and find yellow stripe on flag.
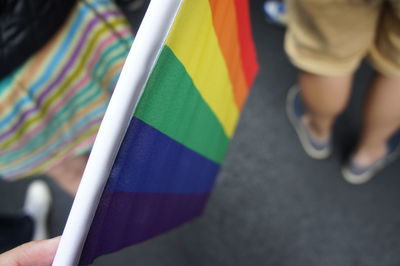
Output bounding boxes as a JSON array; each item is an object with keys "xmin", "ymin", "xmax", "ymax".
[{"xmin": 165, "ymin": 0, "xmax": 239, "ymax": 138}]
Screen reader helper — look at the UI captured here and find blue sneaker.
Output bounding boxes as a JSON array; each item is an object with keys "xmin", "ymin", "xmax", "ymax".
[
  {"xmin": 342, "ymin": 131, "xmax": 400, "ymax": 184},
  {"xmin": 286, "ymin": 85, "xmax": 332, "ymax": 159},
  {"xmin": 263, "ymin": 1, "xmax": 287, "ymax": 26}
]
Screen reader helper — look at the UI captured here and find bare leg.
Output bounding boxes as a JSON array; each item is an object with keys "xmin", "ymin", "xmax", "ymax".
[
  {"xmin": 45, "ymin": 154, "xmax": 89, "ymax": 196},
  {"xmin": 352, "ymin": 73, "xmax": 400, "ymax": 166},
  {"xmin": 299, "ymin": 71, "xmax": 353, "ymax": 139}
]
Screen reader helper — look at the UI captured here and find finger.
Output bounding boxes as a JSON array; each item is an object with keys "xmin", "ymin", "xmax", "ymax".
[{"xmin": 0, "ymin": 236, "xmax": 61, "ymax": 266}]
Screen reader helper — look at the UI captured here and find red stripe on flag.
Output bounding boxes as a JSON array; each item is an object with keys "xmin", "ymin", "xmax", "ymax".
[{"xmin": 234, "ymin": 0, "xmax": 259, "ymax": 87}]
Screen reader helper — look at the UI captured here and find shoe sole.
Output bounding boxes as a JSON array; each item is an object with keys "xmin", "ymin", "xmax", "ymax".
[
  {"xmin": 342, "ymin": 148, "xmax": 400, "ymax": 185},
  {"xmin": 341, "ymin": 165, "xmax": 378, "ymax": 185},
  {"xmin": 286, "ymin": 85, "xmax": 331, "ymax": 160}
]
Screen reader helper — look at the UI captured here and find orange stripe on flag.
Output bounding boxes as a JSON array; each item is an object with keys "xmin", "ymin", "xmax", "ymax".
[{"xmin": 209, "ymin": 0, "xmax": 249, "ymax": 110}]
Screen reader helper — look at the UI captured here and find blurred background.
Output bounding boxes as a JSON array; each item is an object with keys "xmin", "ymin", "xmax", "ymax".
[{"xmin": 1, "ymin": 0, "xmax": 400, "ymax": 265}]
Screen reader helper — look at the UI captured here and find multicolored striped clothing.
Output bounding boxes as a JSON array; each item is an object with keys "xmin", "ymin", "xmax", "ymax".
[{"xmin": 0, "ymin": 0, "xmax": 133, "ymax": 179}]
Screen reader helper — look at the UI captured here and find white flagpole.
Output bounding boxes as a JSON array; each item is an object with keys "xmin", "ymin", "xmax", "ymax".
[{"xmin": 52, "ymin": 0, "xmax": 183, "ymax": 265}]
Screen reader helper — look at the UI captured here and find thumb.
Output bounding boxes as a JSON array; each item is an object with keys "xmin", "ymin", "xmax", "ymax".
[{"xmin": 0, "ymin": 236, "xmax": 61, "ymax": 266}]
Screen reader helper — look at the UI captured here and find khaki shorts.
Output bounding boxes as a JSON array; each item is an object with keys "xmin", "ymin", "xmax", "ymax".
[{"xmin": 285, "ymin": 0, "xmax": 400, "ymax": 77}]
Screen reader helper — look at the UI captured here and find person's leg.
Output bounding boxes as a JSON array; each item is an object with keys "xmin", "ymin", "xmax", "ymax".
[
  {"xmin": 45, "ymin": 154, "xmax": 88, "ymax": 196},
  {"xmin": 342, "ymin": 1, "xmax": 400, "ymax": 182},
  {"xmin": 351, "ymin": 74, "xmax": 400, "ymax": 167},
  {"xmin": 299, "ymin": 72, "xmax": 353, "ymax": 140},
  {"xmin": 357, "ymin": 0, "xmax": 400, "ymax": 166},
  {"xmin": 286, "ymin": 73, "xmax": 353, "ymax": 159},
  {"xmin": 285, "ymin": 0, "xmax": 380, "ymax": 158}
]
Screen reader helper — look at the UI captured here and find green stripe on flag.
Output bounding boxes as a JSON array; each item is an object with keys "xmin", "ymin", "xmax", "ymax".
[{"xmin": 134, "ymin": 46, "xmax": 229, "ymax": 164}]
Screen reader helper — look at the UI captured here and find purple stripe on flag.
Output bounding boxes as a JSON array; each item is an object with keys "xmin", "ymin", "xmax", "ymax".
[
  {"xmin": 79, "ymin": 192, "xmax": 209, "ymax": 265},
  {"xmin": 106, "ymin": 117, "xmax": 220, "ymax": 194},
  {"xmin": 0, "ymin": 10, "xmax": 120, "ymax": 141}
]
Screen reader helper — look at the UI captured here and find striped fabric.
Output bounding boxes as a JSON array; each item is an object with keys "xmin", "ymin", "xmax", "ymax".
[
  {"xmin": 80, "ymin": 0, "xmax": 258, "ymax": 264},
  {"xmin": 0, "ymin": 0, "xmax": 133, "ymax": 179}
]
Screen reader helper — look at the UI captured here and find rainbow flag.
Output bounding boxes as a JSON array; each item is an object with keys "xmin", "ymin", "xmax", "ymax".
[{"xmin": 53, "ymin": 0, "xmax": 258, "ymax": 265}]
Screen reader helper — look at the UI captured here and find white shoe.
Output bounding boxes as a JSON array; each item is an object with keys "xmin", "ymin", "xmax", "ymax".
[{"xmin": 23, "ymin": 180, "xmax": 52, "ymax": 241}]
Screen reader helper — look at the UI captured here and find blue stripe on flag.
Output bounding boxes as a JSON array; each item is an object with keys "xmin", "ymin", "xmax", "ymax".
[{"xmin": 105, "ymin": 117, "xmax": 220, "ymax": 194}]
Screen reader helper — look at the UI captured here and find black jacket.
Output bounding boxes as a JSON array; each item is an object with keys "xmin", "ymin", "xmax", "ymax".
[{"xmin": 0, "ymin": 0, "xmax": 77, "ymax": 78}]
